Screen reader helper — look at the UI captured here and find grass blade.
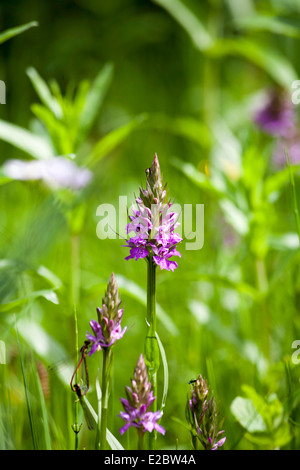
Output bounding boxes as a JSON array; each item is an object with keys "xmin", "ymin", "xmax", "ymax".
[
  {"xmin": 152, "ymin": 0, "xmax": 213, "ymax": 51},
  {"xmin": 285, "ymin": 149, "xmax": 300, "ymax": 246},
  {"xmin": 85, "ymin": 114, "xmax": 147, "ymax": 167},
  {"xmin": 26, "ymin": 67, "xmax": 62, "ymax": 119},
  {"xmin": 0, "ymin": 119, "xmax": 54, "ymax": 159},
  {"xmin": 32, "ymin": 360, "xmax": 52, "ymax": 450},
  {"xmin": 0, "ymin": 21, "xmax": 38, "ymax": 45},
  {"xmin": 15, "ymin": 320, "xmax": 38, "ymax": 450},
  {"xmin": 79, "ymin": 63, "xmax": 114, "ymax": 142}
]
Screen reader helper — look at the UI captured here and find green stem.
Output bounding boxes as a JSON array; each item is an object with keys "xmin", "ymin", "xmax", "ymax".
[
  {"xmin": 15, "ymin": 321, "xmax": 38, "ymax": 450},
  {"xmin": 70, "ymin": 233, "xmax": 81, "ymax": 449},
  {"xmin": 285, "ymin": 149, "xmax": 300, "ymax": 245},
  {"xmin": 71, "ymin": 233, "xmax": 80, "ymax": 307},
  {"xmin": 96, "ymin": 348, "xmax": 112, "ymax": 450},
  {"xmin": 255, "ymin": 257, "xmax": 269, "ymax": 359},
  {"xmin": 146, "ymin": 256, "xmax": 158, "ymax": 450},
  {"xmin": 138, "ymin": 428, "xmax": 144, "ymax": 450},
  {"xmin": 147, "ymin": 256, "xmax": 157, "ymax": 332}
]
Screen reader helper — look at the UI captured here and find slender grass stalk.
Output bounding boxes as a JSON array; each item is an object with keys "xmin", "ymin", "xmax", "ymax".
[
  {"xmin": 284, "ymin": 150, "xmax": 299, "ymax": 450},
  {"xmin": 284, "ymin": 357, "xmax": 296, "ymax": 450},
  {"xmin": 33, "ymin": 358, "xmax": 51, "ymax": 450},
  {"xmin": 15, "ymin": 320, "xmax": 38, "ymax": 450},
  {"xmin": 70, "ymin": 222, "xmax": 81, "ymax": 449},
  {"xmin": 255, "ymin": 257, "xmax": 269, "ymax": 359},
  {"xmin": 72, "ymin": 307, "xmax": 81, "ymax": 450},
  {"xmin": 71, "ymin": 233, "xmax": 80, "ymax": 306},
  {"xmin": 285, "ymin": 149, "xmax": 300, "ymax": 245},
  {"xmin": 0, "ymin": 359, "xmax": 6, "ymax": 450}
]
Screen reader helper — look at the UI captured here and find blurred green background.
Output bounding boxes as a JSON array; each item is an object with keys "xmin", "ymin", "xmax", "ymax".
[{"xmin": 1, "ymin": 0, "xmax": 300, "ymax": 450}]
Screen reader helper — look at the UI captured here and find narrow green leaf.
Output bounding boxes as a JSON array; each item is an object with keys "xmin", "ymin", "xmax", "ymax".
[
  {"xmin": 146, "ymin": 113, "xmax": 211, "ymax": 148},
  {"xmin": 144, "ymin": 334, "xmax": 160, "ymax": 377},
  {"xmin": 78, "ymin": 63, "xmax": 114, "ymax": 142},
  {"xmin": 0, "ymin": 21, "xmax": 38, "ymax": 45},
  {"xmin": 0, "ymin": 341, "xmax": 5, "ymax": 365},
  {"xmin": 0, "ymin": 289, "xmax": 59, "ymax": 313},
  {"xmin": 172, "ymin": 157, "xmax": 228, "ymax": 200},
  {"xmin": 15, "ymin": 320, "xmax": 38, "ymax": 449},
  {"xmin": 219, "ymin": 198, "xmax": 249, "ymax": 236},
  {"xmin": 30, "ymin": 103, "xmax": 71, "ymax": 155},
  {"xmin": 268, "ymin": 232, "xmax": 299, "ymax": 251},
  {"xmin": 153, "ymin": 0, "xmax": 297, "ymax": 89},
  {"xmin": 173, "ymin": 157, "xmax": 249, "ymax": 234},
  {"xmin": 86, "ymin": 114, "xmax": 148, "ymax": 167},
  {"xmin": 264, "ymin": 164, "xmax": 300, "ymax": 197},
  {"xmin": 0, "ymin": 119, "xmax": 54, "ymax": 159},
  {"xmin": 244, "ymin": 425, "xmax": 291, "ymax": 448},
  {"xmin": 32, "ymin": 358, "xmax": 52, "ymax": 450},
  {"xmin": 234, "ymin": 14, "xmax": 300, "ymax": 38},
  {"xmin": 152, "ymin": 0, "xmax": 213, "ymax": 51},
  {"xmin": 285, "ymin": 150, "xmax": 300, "ymax": 246},
  {"xmin": 95, "ymin": 370, "xmax": 102, "ymax": 450},
  {"xmin": 184, "ymin": 272, "xmax": 260, "ymax": 300},
  {"xmin": 155, "ymin": 332, "xmax": 169, "ymax": 411},
  {"xmin": 36, "ymin": 265, "xmax": 63, "ymax": 290},
  {"xmin": 171, "ymin": 416, "xmax": 192, "ymax": 433},
  {"xmin": 208, "ymin": 38, "xmax": 297, "ymax": 90},
  {"xmin": 26, "ymin": 67, "xmax": 62, "ymax": 118}
]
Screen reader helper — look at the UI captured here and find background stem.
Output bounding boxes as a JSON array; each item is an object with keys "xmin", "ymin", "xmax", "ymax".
[
  {"xmin": 71, "ymin": 233, "xmax": 80, "ymax": 307},
  {"xmin": 73, "ymin": 307, "xmax": 79, "ymax": 450},
  {"xmin": 71, "ymin": 231, "xmax": 81, "ymax": 448}
]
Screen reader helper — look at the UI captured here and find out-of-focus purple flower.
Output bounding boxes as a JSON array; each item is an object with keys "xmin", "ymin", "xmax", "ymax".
[
  {"xmin": 272, "ymin": 137, "xmax": 300, "ymax": 168},
  {"xmin": 186, "ymin": 374, "xmax": 226, "ymax": 451},
  {"xmin": 254, "ymin": 88, "xmax": 300, "ymax": 169},
  {"xmin": 86, "ymin": 273, "xmax": 126, "ymax": 356},
  {"xmin": 118, "ymin": 354, "xmax": 165, "ymax": 436},
  {"xmin": 254, "ymin": 89, "xmax": 296, "ymax": 138},
  {"xmin": 2, "ymin": 156, "xmax": 92, "ymax": 190},
  {"xmin": 123, "ymin": 154, "xmax": 182, "ymax": 271}
]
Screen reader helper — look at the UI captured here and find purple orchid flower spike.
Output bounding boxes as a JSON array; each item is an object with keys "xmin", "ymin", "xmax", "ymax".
[
  {"xmin": 86, "ymin": 273, "xmax": 127, "ymax": 356},
  {"xmin": 123, "ymin": 153, "xmax": 182, "ymax": 271},
  {"xmin": 186, "ymin": 374, "xmax": 226, "ymax": 451},
  {"xmin": 118, "ymin": 354, "xmax": 165, "ymax": 437}
]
